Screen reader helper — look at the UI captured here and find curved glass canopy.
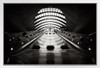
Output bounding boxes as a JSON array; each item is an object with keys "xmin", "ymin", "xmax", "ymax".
[
  {"xmin": 35, "ymin": 12, "xmax": 66, "ymax": 19},
  {"xmin": 38, "ymin": 8, "xmax": 63, "ymax": 14},
  {"xmin": 35, "ymin": 22, "xmax": 62, "ymax": 29},
  {"xmin": 34, "ymin": 7, "xmax": 66, "ymax": 31},
  {"xmin": 34, "ymin": 16, "xmax": 66, "ymax": 23}
]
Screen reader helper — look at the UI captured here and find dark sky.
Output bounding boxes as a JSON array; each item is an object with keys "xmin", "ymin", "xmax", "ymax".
[{"xmin": 4, "ymin": 4, "xmax": 96, "ymax": 34}]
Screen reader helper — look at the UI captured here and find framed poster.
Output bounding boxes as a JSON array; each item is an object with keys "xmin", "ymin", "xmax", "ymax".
[{"xmin": 0, "ymin": 0, "xmax": 100, "ymax": 68}]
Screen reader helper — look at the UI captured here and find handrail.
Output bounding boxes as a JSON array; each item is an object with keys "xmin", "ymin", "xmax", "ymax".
[
  {"xmin": 11, "ymin": 32, "xmax": 44, "ymax": 55},
  {"xmin": 56, "ymin": 31, "xmax": 90, "ymax": 55}
]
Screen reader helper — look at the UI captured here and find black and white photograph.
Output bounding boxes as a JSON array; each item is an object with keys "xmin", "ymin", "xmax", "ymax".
[
  {"xmin": 4, "ymin": 4, "xmax": 96, "ymax": 64},
  {"xmin": 0, "ymin": 0, "xmax": 100, "ymax": 68}
]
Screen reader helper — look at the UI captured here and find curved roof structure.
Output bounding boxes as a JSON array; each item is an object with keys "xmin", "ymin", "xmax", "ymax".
[{"xmin": 34, "ymin": 7, "xmax": 67, "ymax": 31}]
